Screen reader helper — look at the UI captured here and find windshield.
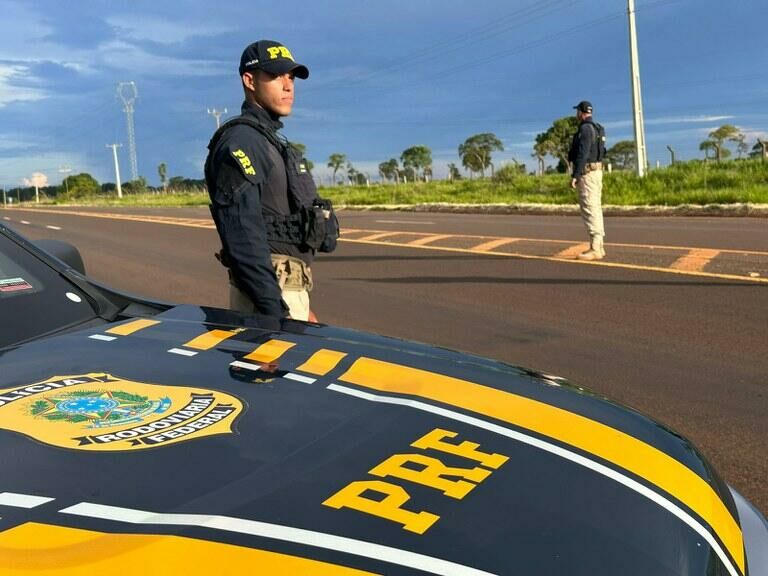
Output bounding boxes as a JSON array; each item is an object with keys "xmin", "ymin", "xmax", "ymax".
[{"xmin": 0, "ymin": 229, "xmax": 98, "ymax": 349}]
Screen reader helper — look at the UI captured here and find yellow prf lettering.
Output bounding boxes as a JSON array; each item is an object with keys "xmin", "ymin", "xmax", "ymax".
[
  {"xmin": 411, "ymin": 428, "xmax": 509, "ymax": 470},
  {"xmin": 369, "ymin": 453, "xmax": 491, "ymax": 499},
  {"xmin": 323, "ymin": 480, "xmax": 439, "ymax": 534},
  {"xmin": 232, "ymin": 150, "xmax": 256, "ymax": 175},
  {"xmin": 267, "ymin": 46, "xmax": 295, "ymax": 61}
]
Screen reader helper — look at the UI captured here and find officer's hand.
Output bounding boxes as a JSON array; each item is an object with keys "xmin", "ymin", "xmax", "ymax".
[{"xmin": 570, "ymin": 178, "xmax": 578, "ymax": 189}]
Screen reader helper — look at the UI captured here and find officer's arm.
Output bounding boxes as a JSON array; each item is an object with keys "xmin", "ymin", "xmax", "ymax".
[
  {"xmin": 210, "ymin": 148, "xmax": 287, "ymax": 318},
  {"xmin": 572, "ymin": 124, "xmax": 594, "ymax": 179}
]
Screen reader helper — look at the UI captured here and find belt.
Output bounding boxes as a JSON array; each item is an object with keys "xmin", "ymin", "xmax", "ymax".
[{"xmin": 586, "ymin": 162, "xmax": 603, "ymax": 171}]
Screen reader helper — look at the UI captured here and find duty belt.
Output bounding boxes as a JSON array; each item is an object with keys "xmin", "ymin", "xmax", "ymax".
[{"xmin": 586, "ymin": 162, "xmax": 603, "ymax": 172}]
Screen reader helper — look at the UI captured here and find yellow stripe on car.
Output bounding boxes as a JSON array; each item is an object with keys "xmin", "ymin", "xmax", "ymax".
[
  {"xmin": 298, "ymin": 349, "xmax": 348, "ymax": 375},
  {"xmin": 105, "ymin": 318, "xmax": 161, "ymax": 336},
  {"xmin": 183, "ymin": 328, "xmax": 244, "ymax": 351},
  {"xmin": 244, "ymin": 339, "xmax": 296, "ymax": 363},
  {"xmin": 338, "ymin": 357, "xmax": 745, "ymax": 574}
]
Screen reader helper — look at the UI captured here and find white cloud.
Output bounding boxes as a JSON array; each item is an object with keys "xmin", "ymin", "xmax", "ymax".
[
  {"xmin": 97, "ymin": 40, "xmax": 225, "ymax": 77},
  {"xmin": 22, "ymin": 172, "xmax": 48, "ymax": 187},
  {"xmin": 0, "ymin": 64, "xmax": 46, "ymax": 107},
  {"xmin": 105, "ymin": 15, "xmax": 231, "ymax": 45}
]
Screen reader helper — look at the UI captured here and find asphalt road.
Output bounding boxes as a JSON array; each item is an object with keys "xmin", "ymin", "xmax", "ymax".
[{"xmin": 4, "ymin": 206, "xmax": 767, "ymax": 514}]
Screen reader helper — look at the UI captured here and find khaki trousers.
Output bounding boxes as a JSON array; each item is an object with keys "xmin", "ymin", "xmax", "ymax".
[
  {"xmin": 576, "ymin": 169, "xmax": 605, "ymax": 240},
  {"xmin": 229, "ymin": 255, "xmax": 313, "ymax": 321}
]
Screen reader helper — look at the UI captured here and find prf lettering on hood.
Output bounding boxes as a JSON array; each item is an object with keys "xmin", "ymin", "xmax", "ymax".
[
  {"xmin": 0, "ymin": 373, "xmax": 244, "ymax": 452},
  {"xmin": 323, "ymin": 428, "xmax": 508, "ymax": 534}
]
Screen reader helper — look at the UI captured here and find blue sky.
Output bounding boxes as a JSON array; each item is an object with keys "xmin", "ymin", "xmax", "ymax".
[{"xmin": 0, "ymin": 0, "xmax": 766, "ymax": 188}]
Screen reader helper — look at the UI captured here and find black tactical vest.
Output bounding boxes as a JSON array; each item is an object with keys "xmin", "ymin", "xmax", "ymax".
[{"xmin": 207, "ymin": 117, "xmax": 339, "ymax": 253}]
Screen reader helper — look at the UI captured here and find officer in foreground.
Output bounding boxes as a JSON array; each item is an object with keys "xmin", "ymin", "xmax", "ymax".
[
  {"xmin": 205, "ymin": 40, "xmax": 338, "ymax": 320},
  {"xmin": 568, "ymin": 100, "xmax": 607, "ymax": 261}
]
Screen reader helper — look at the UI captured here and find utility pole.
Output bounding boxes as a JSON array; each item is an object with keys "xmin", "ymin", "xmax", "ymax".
[
  {"xmin": 58, "ymin": 166, "xmax": 72, "ymax": 196},
  {"xmin": 106, "ymin": 144, "xmax": 124, "ymax": 198},
  {"xmin": 666, "ymin": 145, "xmax": 676, "ymax": 166},
  {"xmin": 207, "ymin": 107, "xmax": 228, "ymax": 129},
  {"xmin": 628, "ymin": 0, "xmax": 647, "ymax": 177},
  {"xmin": 117, "ymin": 81, "xmax": 139, "ymax": 182}
]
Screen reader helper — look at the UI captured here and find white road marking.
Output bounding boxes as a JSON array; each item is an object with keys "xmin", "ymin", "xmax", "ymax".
[
  {"xmin": 89, "ymin": 334, "xmax": 117, "ymax": 342},
  {"xmin": 2, "ymin": 217, "xmax": 10, "ymax": 221},
  {"xmin": 45, "ymin": 225, "xmax": 62, "ymax": 230},
  {"xmin": 19, "ymin": 220, "xmax": 30, "ymax": 225},
  {"xmin": 168, "ymin": 348, "xmax": 198, "ymax": 357},
  {"xmin": 375, "ymin": 219, "xmax": 434, "ymax": 225},
  {"xmin": 60, "ymin": 502, "xmax": 496, "ymax": 576},
  {"xmin": 0, "ymin": 492, "xmax": 55, "ymax": 508},
  {"xmin": 326, "ymin": 383, "xmax": 741, "ymax": 576}
]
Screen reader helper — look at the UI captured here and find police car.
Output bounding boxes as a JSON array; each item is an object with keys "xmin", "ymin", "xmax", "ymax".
[{"xmin": 0, "ymin": 221, "xmax": 766, "ymax": 576}]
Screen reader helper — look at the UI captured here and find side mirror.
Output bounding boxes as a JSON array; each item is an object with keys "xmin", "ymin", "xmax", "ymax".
[{"xmin": 34, "ymin": 239, "xmax": 86, "ymax": 275}]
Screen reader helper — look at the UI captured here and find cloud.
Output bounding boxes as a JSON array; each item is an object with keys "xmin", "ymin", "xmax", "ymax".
[
  {"xmin": 0, "ymin": 64, "xmax": 46, "ymax": 107},
  {"xmin": 105, "ymin": 15, "xmax": 231, "ymax": 46},
  {"xmin": 22, "ymin": 172, "xmax": 48, "ymax": 187},
  {"xmin": 604, "ymin": 115, "xmax": 736, "ymax": 130}
]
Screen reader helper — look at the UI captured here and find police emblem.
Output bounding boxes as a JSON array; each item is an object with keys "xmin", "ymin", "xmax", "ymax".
[{"xmin": 0, "ymin": 373, "xmax": 244, "ymax": 451}]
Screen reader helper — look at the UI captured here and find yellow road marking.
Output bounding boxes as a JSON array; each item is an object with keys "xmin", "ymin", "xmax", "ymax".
[
  {"xmin": 356, "ymin": 231, "xmax": 402, "ymax": 242},
  {"xmin": 408, "ymin": 234, "xmax": 453, "ymax": 246},
  {"xmin": 244, "ymin": 339, "xmax": 296, "ymax": 363},
  {"xmin": 471, "ymin": 238, "xmax": 519, "ymax": 251},
  {"xmin": 554, "ymin": 242, "xmax": 590, "ymax": 259},
  {"xmin": 670, "ymin": 248, "xmax": 721, "ymax": 272},
  {"xmin": 105, "ymin": 318, "xmax": 160, "ymax": 336},
  {"xmin": 184, "ymin": 329, "xmax": 243, "ymax": 351},
  {"xmin": 297, "ymin": 349, "xmax": 348, "ymax": 375},
  {"xmin": 339, "ymin": 357, "xmax": 745, "ymax": 575},
  {"xmin": 0, "ymin": 523, "xmax": 375, "ymax": 575},
  {"xmin": 345, "ymin": 237, "xmax": 768, "ymax": 284}
]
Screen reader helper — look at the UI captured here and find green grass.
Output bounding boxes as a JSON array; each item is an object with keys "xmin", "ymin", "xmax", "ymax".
[{"xmin": 15, "ymin": 159, "xmax": 768, "ymax": 208}]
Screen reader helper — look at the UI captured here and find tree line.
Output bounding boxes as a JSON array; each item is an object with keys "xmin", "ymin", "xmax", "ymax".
[{"xmin": 320, "ymin": 118, "xmax": 767, "ymax": 186}]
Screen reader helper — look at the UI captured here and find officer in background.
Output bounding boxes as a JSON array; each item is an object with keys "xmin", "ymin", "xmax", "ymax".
[
  {"xmin": 205, "ymin": 40, "xmax": 337, "ymax": 320},
  {"xmin": 568, "ymin": 100, "xmax": 607, "ymax": 261}
]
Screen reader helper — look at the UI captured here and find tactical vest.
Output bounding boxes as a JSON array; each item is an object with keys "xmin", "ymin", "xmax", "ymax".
[
  {"xmin": 206, "ymin": 116, "xmax": 339, "ymax": 253},
  {"xmin": 582, "ymin": 119, "xmax": 607, "ymax": 162}
]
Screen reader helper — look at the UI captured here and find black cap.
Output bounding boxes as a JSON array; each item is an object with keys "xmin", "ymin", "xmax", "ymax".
[
  {"xmin": 239, "ymin": 40, "xmax": 309, "ymax": 79},
  {"xmin": 573, "ymin": 100, "xmax": 593, "ymax": 114}
]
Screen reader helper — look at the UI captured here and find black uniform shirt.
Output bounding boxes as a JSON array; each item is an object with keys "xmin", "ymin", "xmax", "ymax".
[
  {"xmin": 568, "ymin": 119, "xmax": 599, "ymax": 178},
  {"xmin": 206, "ymin": 102, "xmax": 308, "ymax": 317}
]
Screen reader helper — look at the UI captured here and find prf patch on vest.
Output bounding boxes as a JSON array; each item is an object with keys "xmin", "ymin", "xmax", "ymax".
[{"xmin": 231, "ymin": 149, "xmax": 256, "ymax": 176}]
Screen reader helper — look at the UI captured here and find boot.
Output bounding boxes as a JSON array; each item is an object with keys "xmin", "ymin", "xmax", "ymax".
[{"xmin": 578, "ymin": 235, "xmax": 605, "ymax": 261}]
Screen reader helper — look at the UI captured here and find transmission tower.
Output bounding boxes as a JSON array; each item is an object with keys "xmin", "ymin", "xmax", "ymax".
[
  {"xmin": 207, "ymin": 107, "xmax": 228, "ymax": 129},
  {"xmin": 117, "ymin": 81, "xmax": 139, "ymax": 182}
]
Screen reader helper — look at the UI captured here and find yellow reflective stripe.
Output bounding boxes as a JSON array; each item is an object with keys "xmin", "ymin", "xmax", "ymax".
[
  {"xmin": 0, "ymin": 523, "xmax": 375, "ymax": 575},
  {"xmin": 183, "ymin": 329, "xmax": 243, "ymax": 351},
  {"xmin": 105, "ymin": 318, "xmax": 160, "ymax": 336},
  {"xmin": 297, "ymin": 349, "xmax": 348, "ymax": 375},
  {"xmin": 338, "ymin": 357, "xmax": 744, "ymax": 574},
  {"xmin": 244, "ymin": 339, "xmax": 296, "ymax": 363}
]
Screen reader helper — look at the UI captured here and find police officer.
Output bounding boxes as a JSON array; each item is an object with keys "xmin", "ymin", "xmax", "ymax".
[
  {"xmin": 568, "ymin": 100, "xmax": 606, "ymax": 261},
  {"xmin": 205, "ymin": 40, "xmax": 336, "ymax": 320}
]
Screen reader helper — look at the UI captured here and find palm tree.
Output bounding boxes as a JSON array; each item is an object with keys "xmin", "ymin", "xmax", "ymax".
[{"xmin": 327, "ymin": 153, "xmax": 346, "ymax": 185}]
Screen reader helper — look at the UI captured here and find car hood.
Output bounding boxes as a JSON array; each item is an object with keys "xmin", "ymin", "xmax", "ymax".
[{"xmin": 0, "ymin": 304, "xmax": 751, "ymax": 576}]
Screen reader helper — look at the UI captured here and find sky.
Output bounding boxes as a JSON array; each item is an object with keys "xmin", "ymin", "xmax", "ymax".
[{"xmin": 0, "ymin": 0, "xmax": 766, "ymax": 188}]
